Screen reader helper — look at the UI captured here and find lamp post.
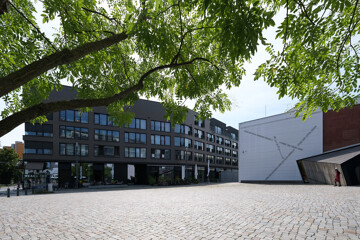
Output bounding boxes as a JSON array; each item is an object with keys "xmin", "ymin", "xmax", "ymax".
[{"xmin": 75, "ymin": 142, "xmax": 79, "ymax": 189}]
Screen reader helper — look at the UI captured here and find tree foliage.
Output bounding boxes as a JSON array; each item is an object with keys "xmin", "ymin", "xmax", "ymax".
[
  {"xmin": 256, "ymin": 0, "xmax": 360, "ymax": 119},
  {"xmin": 1, "ymin": 0, "xmax": 359, "ymax": 136},
  {"xmin": 0, "ymin": 147, "xmax": 20, "ymax": 184},
  {"xmin": 0, "ymin": 0, "xmax": 274, "ymax": 136}
]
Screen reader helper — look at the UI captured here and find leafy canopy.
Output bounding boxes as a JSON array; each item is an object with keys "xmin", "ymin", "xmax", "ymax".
[
  {"xmin": 0, "ymin": 0, "xmax": 274, "ymax": 136},
  {"xmin": 256, "ymin": 0, "xmax": 360, "ymax": 119}
]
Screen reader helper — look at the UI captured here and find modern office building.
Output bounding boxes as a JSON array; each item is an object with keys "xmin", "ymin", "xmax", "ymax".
[
  {"xmin": 23, "ymin": 86, "xmax": 239, "ymax": 186},
  {"xmin": 239, "ymin": 104, "xmax": 360, "ymax": 185}
]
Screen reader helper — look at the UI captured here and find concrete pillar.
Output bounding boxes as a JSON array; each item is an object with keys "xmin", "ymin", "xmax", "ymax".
[{"xmin": 181, "ymin": 165, "xmax": 185, "ymax": 180}]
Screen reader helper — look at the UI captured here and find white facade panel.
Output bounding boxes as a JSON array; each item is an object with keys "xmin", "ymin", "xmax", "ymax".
[{"xmin": 238, "ymin": 110, "xmax": 323, "ymax": 182}]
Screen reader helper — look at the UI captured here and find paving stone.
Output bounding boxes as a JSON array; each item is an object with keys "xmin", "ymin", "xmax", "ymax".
[{"xmin": 0, "ymin": 183, "xmax": 359, "ymax": 239}]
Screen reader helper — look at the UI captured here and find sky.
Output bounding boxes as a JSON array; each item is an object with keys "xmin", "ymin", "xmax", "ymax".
[{"xmin": 0, "ymin": 4, "xmax": 296, "ymax": 147}]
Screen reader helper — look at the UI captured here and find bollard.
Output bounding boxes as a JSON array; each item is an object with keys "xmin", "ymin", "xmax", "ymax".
[
  {"xmin": 16, "ymin": 187, "xmax": 19, "ymax": 196},
  {"xmin": 7, "ymin": 187, "xmax": 10, "ymax": 198},
  {"xmin": 25, "ymin": 188, "xmax": 27, "ymax": 195}
]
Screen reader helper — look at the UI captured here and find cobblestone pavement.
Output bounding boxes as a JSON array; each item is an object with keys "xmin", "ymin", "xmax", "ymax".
[{"xmin": 1, "ymin": 183, "xmax": 359, "ymax": 240}]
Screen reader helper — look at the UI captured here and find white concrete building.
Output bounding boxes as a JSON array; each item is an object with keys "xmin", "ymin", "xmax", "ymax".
[{"xmin": 238, "ymin": 110, "xmax": 323, "ymax": 182}]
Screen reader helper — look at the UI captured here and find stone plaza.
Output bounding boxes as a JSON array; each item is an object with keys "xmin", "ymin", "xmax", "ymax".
[{"xmin": 0, "ymin": 183, "xmax": 359, "ymax": 240}]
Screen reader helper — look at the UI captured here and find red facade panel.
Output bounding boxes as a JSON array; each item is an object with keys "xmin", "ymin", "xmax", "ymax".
[{"xmin": 323, "ymin": 105, "xmax": 360, "ymax": 152}]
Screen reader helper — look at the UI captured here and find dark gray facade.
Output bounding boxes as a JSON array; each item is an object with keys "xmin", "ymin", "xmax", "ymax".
[{"xmin": 23, "ymin": 86, "xmax": 238, "ymax": 185}]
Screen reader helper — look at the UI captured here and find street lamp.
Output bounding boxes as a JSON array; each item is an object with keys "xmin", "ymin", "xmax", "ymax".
[{"xmin": 75, "ymin": 142, "xmax": 79, "ymax": 188}]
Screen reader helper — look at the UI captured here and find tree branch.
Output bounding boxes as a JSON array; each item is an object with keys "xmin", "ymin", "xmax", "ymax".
[
  {"xmin": 81, "ymin": 6, "xmax": 122, "ymax": 26},
  {"xmin": 0, "ymin": 57, "xmax": 211, "ymax": 137},
  {"xmin": 0, "ymin": 32, "xmax": 128, "ymax": 98},
  {"xmin": 293, "ymin": 0, "xmax": 316, "ymax": 25},
  {"xmin": 336, "ymin": 0, "xmax": 359, "ymax": 77},
  {"xmin": 282, "ymin": 0, "xmax": 289, "ymax": 54},
  {"xmin": 8, "ymin": 1, "xmax": 58, "ymax": 51}
]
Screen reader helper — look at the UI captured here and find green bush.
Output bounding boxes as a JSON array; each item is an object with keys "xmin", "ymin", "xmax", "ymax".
[{"xmin": 148, "ymin": 176, "xmax": 156, "ymax": 185}]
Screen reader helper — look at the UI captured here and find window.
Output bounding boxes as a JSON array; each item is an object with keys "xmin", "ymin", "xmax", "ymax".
[
  {"xmin": 194, "ymin": 129, "xmax": 204, "ymax": 139},
  {"xmin": 25, "ymin": 148, "xmax": 36, "ymax": 154},
  {"xmin": 124, "ymin": 132, "xmax": 146, "ymax": 144},
  {"xmin": 174, "ymin": 124, "xmax": 192, "ymax": 135},
  {"xmin": 232, "ymin": 159, "xmax": 238, "ymax": 166},
  {"xmin": 80, "ymin": 145, "xmax": 89, "ymax": 156},
  {"xmin": 194, "ymin": 116, "xmax": 205, "ymax": 127},
  {"xmin": 232, "ymin": 142, "xmax": 238, "ymax": 149},
  {"xmin": 225, "ymin": 139, "xmax": 231, "ymax": 147},
  {"xmin": 207, "ymin": 133, "xmax": 214, "ymax": 142},
  {"xmin": 216, "ymin": 146, "xmax": 223, "ymax": 154},
  {"xmin": 207, "ymin": 155, "xmax": 215, "ymax": 164},
  {"xmin": 215, "ymin": 126, "xmax": 222, "ymax": 134},
  {"xmin": 66, "ymin": 110, "xmax": 74, "ymax": 122},
  {"xmin": 231, "ymin": 133, "xmax": 238, "ymax": 140},
  {"xmin": 60, "ymin": 126, "xmax": 89, "ymax": 140},
  {"xmin": 100, "ymin": 114, "xmax": 107, "ymax": 125},
  {"xmin": 175, "ymin": 150, "xmax": 192, "ymax": 160},
  {"xmin": 25, "ymin": 123, "xmax": 53, "ymax": 137},
  {"xmin": 206, "ymin": 144, "xmax": 215, "ymax": 153},
  {"xmin": 94, "ymin": 145, "xmax": 120, "ymax": 156},
  {"xmin": 217, "ymin": 157, "xmax": 225, "ymax": 165},
  {"xmin": 95, "ymin": 129, "xmax": 120, "ymax": 142},
  {"xmin": 232, "ymin": 150, "xmax": 238, "ymax": 157},
  {"xmin": 194, "ymin": 153, "xmax": 204, "ymax": 162},
  {"xmin": 127, "ymin": 118, "xmax": 146, "ymax": 129},
  {"xmin": 151, "ymin": 149, "xmax": 170, "ymax": 159},
  {"xmin": 125, "ymin": 147, "xmax": 147, "ymax": 158},
  {"xmin": 216, "ymin": 136, "xmax": 223, "ymax": 145},
  {"xmin": 25, "ymin": 141, "xmax": 53, "ymax": 155},
  {"xmin": 225, "ymin": 148, "xmax": 231, "ymax": 156},
  {"xmin": 194, "ymin": 141, "xmax": 204, "ymax": 150},
  {"xmin": 174, "ymin": 137, "xmax": 192, "ymax": 147},
  {"xmin": 225, "ymin": 158, "xmax": 231, "ymax": 165},
  {"xmin": 151, "ymin": 120, "xmax": 171, "ymax": 132},
  {"xmin": 151, "ymin": 135, "xmax": 170, "ymax": 146}
]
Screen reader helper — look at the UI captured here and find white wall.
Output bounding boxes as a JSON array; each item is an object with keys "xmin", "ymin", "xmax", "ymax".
[{"xmin": 238, "ymin": 110, "xmax": 323, "ymax": 182}]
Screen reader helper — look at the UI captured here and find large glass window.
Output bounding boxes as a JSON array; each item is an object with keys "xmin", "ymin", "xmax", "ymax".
[
  {"xmin": 100, "ymin": 129, "xmax": 108, "ymax": 141},
  {"xmin": 124, "ymin": 132, "xmax": 146, "ymax": 144},
  {"xmin": 206, "ymin": 144, "xmax": 215, "ymax": 153},
  {"xmin": 151, "ymin": 135, "xmax": 170, "ymax": 146},
  {"xmin": 94, "ymin": 145, "xmax": 119, "ymax": 156},
  {"xmin": 207, "ymin": 133, "xmax": 214, "ymax": 142},
  {"xmin": 215, "ymin": 126, "xmax": 222, "ymax": 134},
  {"xmin": 194, "ymin": 129, "xmax": 204, "ymax": 139},
  {"xmin": 100, "ymin": 114, "xmax": 107, "ymax": 126},
  {"xmin": 231, "ymin": 133, "xmax": 238, "ymax": 140},
  {"xmin": 194, "ymin": 153, "xmax": 204, "ymax": 162},
  {"xmin": 127, "ymin": 118, "xmax": 146, "ymax": 129},
  {"xmin": 95, "ymin": 129, "xmax": 119, "ymax": 142},
  {"xmin": 151, "ymin": 149, "xmax": 170, "ymax": 159},
  {"xmin": 225, "ymin": 139, "xmax": 231, "ymax": 147},
  {"xmin": 151, "ymin": 120, "xmax": 170, "ymax": 132},
  {"xmin": 216, "ymin": 146, "xmax": 223, "ymax": 154},
  {"xmin": 207, "ymin": 155, "xmax": 215, "ymax": 164},
  {"xmin": 124, "ymin": 147, "xmax": 147, "ymax": 158},
  {"xmin": 174, "ymin": 137, "xmax": 191, "ymax": 147},
  {"xmin": 194, "ymin": 116, "xmax": 205, "ymax": 127},
  {"xmin": 225, "ymin": 148, "xmax": 231, "ymax": 156},
  {"xmin": 174, "ymin": 124, "xmax": 192, "ymax": 135},
  {"xmin": 60, "ymin": 110, "xmax": 66, "ymax": 121},
  {"xmin": 218, "ymin": 157, "xmax": 225, "ymax": 165},
  {"xmin": 194, "ymin": 141, "xmax": 204, "ymax": 150},
  {"xmin": 66, "ymin": 110, "xmax": 74, "ymax": 122},
  {"xmin": 216, "ymin": 136, "xmax": 224, "ymax": 145},
  {"xmin": 60, "ymin": 125, "xmax": 88, "ymax": 140}
]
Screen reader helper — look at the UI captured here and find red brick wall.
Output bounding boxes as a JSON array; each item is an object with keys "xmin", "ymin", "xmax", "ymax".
[{"xmin": 323, "ymin": 105, "xmax": 360, "ymax": 152}]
